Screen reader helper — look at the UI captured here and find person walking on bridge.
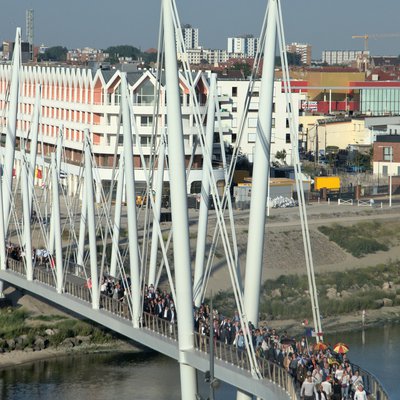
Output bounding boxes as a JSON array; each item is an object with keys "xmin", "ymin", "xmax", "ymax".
[
  {"xmin": 353, "ymin": 383, "xmax": 367, "ymax": 400},
  {"xmin": 301, "ymin": 371, "xmax": 317, "ymax": 400}
]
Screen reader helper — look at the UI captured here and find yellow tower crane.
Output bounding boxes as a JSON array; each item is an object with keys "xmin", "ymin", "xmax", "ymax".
[{"xmin": 352, "ymin": 33, "xmax": 400, "ymax": 52}]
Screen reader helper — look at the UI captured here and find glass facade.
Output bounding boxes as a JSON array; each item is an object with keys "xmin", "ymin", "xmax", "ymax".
[{"xmin": 361, "ymin": 88, "xmax": 400, "ymax": 116}]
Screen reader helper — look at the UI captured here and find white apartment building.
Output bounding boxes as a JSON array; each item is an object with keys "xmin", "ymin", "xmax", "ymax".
[
  {"xmin": 322, "ymin": 50, "xmax": 369, "ymax": 65},
  {"xmin": 177, "ymin": 48, "xmax": 229, "ymax": 65},
  {"xmin": 286, "ymin": 42, "xmax": 312, "ymax": 65},
  {"xmin": 216, "ymin": 78, "xmax": 306, "ymax": 164},
  {"xmin": 178, "ymin": 24, "xmax": 199, "ymax": 51},
  {"xmin": 0, "ymin": 65, "xmax": 225, "ymax": 198},
  {"xmin": 227, "ymin": 35, "xmax": 259, "ymax": 58}
]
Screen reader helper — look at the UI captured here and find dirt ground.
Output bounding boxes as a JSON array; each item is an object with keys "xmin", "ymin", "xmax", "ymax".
[{"xmin": 198, "ymin": 201, "xmax": 400, "ymax": 294}]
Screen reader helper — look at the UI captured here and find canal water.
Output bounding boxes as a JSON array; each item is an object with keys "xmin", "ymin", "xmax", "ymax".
[{"xmin": 0, "ymin": 324, "xmax": 397, "ymax": 400}]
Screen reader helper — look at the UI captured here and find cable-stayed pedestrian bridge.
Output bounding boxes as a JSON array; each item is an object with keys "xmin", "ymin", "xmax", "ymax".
[{"xmin": 1, "ymin": 259, "xmax": 297, "ymax": 400}]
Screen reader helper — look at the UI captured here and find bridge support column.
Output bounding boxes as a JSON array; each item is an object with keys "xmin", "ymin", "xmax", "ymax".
[
  {"xmin": 148, "ymin": 138, "xmax": 165, "ymax": 287},
  {"xmin": 77, "ymin": 183, "xmax": 86, "ymax": 274},
  {"xmin": 163, "ymin": 0, "xmax": 198, "ymax": 399},
  {"xmin": 2, "ymin": 28, "xmax": 20, "ymax": 233},
  {"xmin": 84, "ymin": 131, "xmax": 99, "ymax": 309},
  {"xmin": 193, "ymin": 73, "xmax": 217, "ymax": 307},
  {"xmin": 22, "ymin": 152, "xmax": 33, "ymax": 281},
  {"xmin": 51, "ymin": 153, "xmax": 63, "ymax": 294},
  {"xmin": 110, "ymin": 154, "xmax": 124, "ymax": 278},
  {"xmin": 121, "ymin": 75, "xmax": 141, "ymax": 328},
  {"xmin": 28, "ymin": 84, "xmax": 41, "ymax": 214},
  {"xmin": 240, "ymin": 2, "xmax": 278, "ymax": 400}
]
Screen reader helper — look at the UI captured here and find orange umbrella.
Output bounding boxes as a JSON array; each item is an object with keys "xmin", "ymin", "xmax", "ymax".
[
  {"xmin": 333, "ymin": 342, "xmax": 349, "ymax": 354},
  {"xmin": 314, "ymin": 342, "xmax": 328, "ymax": 351}
]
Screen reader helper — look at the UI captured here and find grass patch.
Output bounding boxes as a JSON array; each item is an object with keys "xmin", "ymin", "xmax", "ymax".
[
  {"xmin": 30, "ymin": 315, "xmax": 66, "ymax": 322},
  {"xmin": 211, "ymin": 262, "xmax": 400, "ymax": 320},
  {"xmin": 0, "ymin": 308, "xmax": 31, "ymax": 338},
  {"xmin": 318, "ymin": 222, "xmax": 389, "ymax": 257}
]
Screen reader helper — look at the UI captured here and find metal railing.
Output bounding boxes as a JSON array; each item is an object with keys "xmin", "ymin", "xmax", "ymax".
[
  {"xmin": 352, "ymin": 363, "xmax": 390, "ymax": 400},
  {"xmin": 5, "ymin": 258, "xmax": 388, "ymax": 400}
]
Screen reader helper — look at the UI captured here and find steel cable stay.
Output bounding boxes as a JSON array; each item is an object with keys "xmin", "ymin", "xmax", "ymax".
[
  {"xmin": 276, "ymin": 0, "xmax": 323, "ymax": 339},
  {"xmin": 171, "ymin": 0, "xmax": 261, "ymax": 378}
]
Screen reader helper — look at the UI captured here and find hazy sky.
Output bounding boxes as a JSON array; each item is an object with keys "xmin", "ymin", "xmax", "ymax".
[{"xmin": 1, "ymin": 0, "xmax": 400, "ymax": 59}]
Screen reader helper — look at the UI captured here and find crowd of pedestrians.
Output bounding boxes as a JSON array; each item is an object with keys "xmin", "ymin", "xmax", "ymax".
[{"xmin": 135, "ymin": 284, "xmax": 370, "ymax": 400}]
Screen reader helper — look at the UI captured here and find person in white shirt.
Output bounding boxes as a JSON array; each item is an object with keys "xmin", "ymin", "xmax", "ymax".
[
  {"xmin": 301, "ymin": 372, "xmax": 317, "ymax": 400},
  {"xmin": 321, "ymin": 376, "xmax": 332, "ymax": 399},
  {"xmin": 353, "ymin": 383, "xmax": 368, "ymax": 400}
]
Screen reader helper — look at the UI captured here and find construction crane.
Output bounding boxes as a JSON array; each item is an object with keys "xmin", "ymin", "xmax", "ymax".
[{"xmin": 352, "ymin": 33, "xmax": 400, "ymax": 52}]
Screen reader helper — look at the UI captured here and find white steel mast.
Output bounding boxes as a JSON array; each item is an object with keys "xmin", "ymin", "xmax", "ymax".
[
  {"xmin": 243, "ymin": 0, "xmax": 277, "ymax": 332},
  {"xmin": 162, "ymin": 0, "xmax": 197, "ymax": 398},
  {"xmin": 110, "ymin": 154, "xmax": 124, "ymax": 278},
  {"xmin": 84, "ymin": 130, "xmax": 99, "ymax": 308},
  {"xmin": 148, "ymin": 138, "xmax": 165, "ymax": 286},
  {"xmin": 2, "ymin": 28, "xmax": 21, "ymax": 231},
  {"xmin": 193, "ymin": 73, "xmax": 217, "ymax": 307},
  {"xmin": 121, "ymin": 74, "xmax": 141, "ymax": 328}
]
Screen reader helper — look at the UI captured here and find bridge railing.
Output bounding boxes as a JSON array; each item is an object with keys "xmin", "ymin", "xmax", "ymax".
[
  {"xmin": 351, "ymin": 363, "xmax": 389, "ymax": 400},
  {"xmin": 192, "ymin": 333, "xmax": 299, "ymax": 400}
]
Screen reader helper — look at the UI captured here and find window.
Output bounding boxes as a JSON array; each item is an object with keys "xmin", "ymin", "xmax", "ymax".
[
  {"xmin": 248, "ymin": 132, "xmax": 256, "ymax": 143},
  {"xmin": 140, "ymin": 116, "xmax": 153, "ymax": 126},
  {"xmin": 232, "ymin": 87, "xmax": 238, "ymax": 97},
  {"xmin": 248, "ymin": 118, "xmax": 258, "ymax": 128},
  {"xmin": 286, "ymin": 118, "xmax": 290, "ymax": 128},
  {"xmin": 382, "ymin": 165, "xmax": 388, "ymax": 176},
  {"xmin": 383, "ymin": 147, "xmax": 392, "ymax": 161},
  {"xmin": 272, "ymin": 118, "xmax": 275, "ymax": 128},
  {"xmin": 286, "ymin": 133, "xmax": 291, "ymax": 143},
  {"xmin": 249, "ymin": 102, "xmax": 259, "ymax": 111},
  {"xmin": 232, "ymin": 102, "xmax": 237, "ymax": 112},
  {"xmin": 397, "ymin": 166, "xmax": 400, "ymax": 176},
  {"xmin": 136, "ymin": 80, "xmax": 155, "ymax": 105},
  {"xmin": 272, "ymin": 103, "xmax": 275, "ymax": 113}
]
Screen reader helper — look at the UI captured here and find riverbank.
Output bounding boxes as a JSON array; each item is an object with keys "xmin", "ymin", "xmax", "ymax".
[
  {"xmin": 267, "ymin": 305, "xmax": 400, "ymax": 336},
  {"xmin": 0, "ymin": 341, "xmax": 140, "ymax": 371}
]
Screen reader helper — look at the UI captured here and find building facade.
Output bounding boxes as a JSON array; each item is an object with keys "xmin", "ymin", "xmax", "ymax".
[
  {"xmin": 372, "ymin": 134, "xmax": 400, "ymax": 178},
  {"xmin": 227, "ymin": 35, "xmax": 259, "ymax": 58},
  {"xmin": 286, "ymin": 42, "xmax": 312, "ymax": 66},
  {"xmin": 178, "ymin": 24, "xmax": 199, "ymax": 51},
  {"xmin": 216, "ymin": 78, "xmax": 305, "ymax": 164},
  {"xmin": 322, "ymin": 50, "xmax": 369, "ymax": 65},
  {"xmin": 0, "ymin": 65, "xmax": 225, "ymax": 198}
]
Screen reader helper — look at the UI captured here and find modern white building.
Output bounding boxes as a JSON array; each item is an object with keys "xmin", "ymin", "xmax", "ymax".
[
  {"xmin": 286, "ymin": 42, "xmax": 312, "ymax": 65},
  {"xmin": 216, "ymin": 78, "xmax": 306, "ymax": 164},
  {"xmin": 0, "ymin": 65, "xmax": 225, "ymax": 198},
  {"xmin": 227, "ymin": 35, "xmax": 259, "ymax": 58},
  {"xmin": 178, "ymin": 24, "xmax": 199, "ymax": 51},
  {"xmin": 177, "ymin": 48, "xmax": 228, "ymax": 65},
  {"xmin": 322, "ymin": 50, "xmax": 369, "ymax": 65}
]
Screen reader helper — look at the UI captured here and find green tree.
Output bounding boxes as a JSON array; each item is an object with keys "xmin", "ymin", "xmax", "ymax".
[
  {"xmin": 275, "ymin": 149, "xmax": 287, "ymax": 164},
  {"xmin": 230, "ymin": 62, "xmax": 252, "ymax": 78},
  {"xmin": 105, "ymin": 45, "xmax": 141, "ymax": 64},
  {"xmin": 38, "ymin": 46, "xmax": 68, "ymax": 62}
]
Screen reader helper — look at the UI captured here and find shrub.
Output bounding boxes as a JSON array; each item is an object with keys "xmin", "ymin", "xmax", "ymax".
[{"xmin": 318, "ymin": 224, "xmax": 388, "ymax": 257}]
